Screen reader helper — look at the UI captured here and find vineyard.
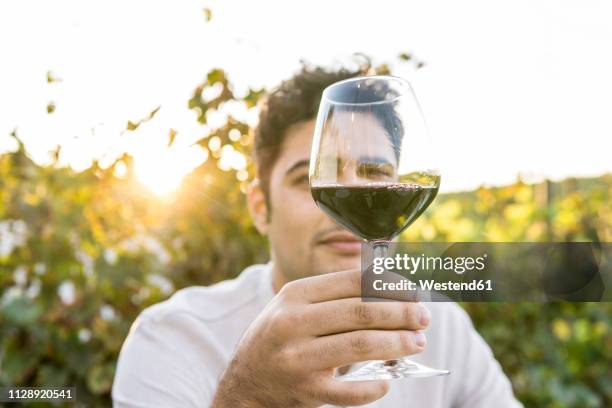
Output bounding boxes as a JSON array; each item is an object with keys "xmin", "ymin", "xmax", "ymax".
[{"xmin": 0, "ymin": 66, "xmax": 610, "ymax": 406}]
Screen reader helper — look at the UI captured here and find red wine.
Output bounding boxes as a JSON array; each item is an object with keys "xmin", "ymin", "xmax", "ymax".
[{"xmin": 311, "ymin": 183, "xmax": 439, "ymax": 241}]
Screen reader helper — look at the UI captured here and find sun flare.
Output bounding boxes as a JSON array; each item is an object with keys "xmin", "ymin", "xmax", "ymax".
[{"xmin": 134, "ymin": 149, "xmax": 206, "ymax": 196}]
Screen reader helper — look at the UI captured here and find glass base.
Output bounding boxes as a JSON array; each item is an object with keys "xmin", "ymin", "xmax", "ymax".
[{"xmin": 335, "ymin": 358, "xmax": 450, "ymax": 381}]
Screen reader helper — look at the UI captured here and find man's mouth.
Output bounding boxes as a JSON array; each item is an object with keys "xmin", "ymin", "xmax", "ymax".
[{"xmin": 317, "ymin": 232, "xmax": 362, "ymax": 254}]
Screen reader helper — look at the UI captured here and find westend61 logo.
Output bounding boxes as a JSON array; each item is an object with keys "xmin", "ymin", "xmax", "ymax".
[{"xmin": 372, "ymin": 253, "xmax": 488, "ymax": 275}]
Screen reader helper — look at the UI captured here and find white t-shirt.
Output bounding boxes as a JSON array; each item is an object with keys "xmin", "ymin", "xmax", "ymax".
[{"xmin": 112, "ymin": 263, "xmax": 522, "ymax": 407}]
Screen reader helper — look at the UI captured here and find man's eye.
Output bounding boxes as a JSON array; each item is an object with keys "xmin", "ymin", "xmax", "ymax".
[
  {"xmin": 357, "ymin": 163, "xmax": 394, "ymax": 178},
  {"xmin": 371, "ymin": 169, "xmax": 391, "ymax": 176},
  {"xmin": 294, "ymin": 175, "xmax": 309, "ymax": 185}
]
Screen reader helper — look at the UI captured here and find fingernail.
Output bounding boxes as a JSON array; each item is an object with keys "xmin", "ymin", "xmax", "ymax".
[
  {"xmin": 412, "ymin": 331, "xmax": 427, "ymax": 347},
  {"xmin": 419, "ymin": 304, "xmax": 431, "ymax": 326}
]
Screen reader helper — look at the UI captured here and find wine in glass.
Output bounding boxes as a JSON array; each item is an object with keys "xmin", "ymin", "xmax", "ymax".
[{"xmin": 309, "ymin": 75, "xmax": 450, "ymax": 381}]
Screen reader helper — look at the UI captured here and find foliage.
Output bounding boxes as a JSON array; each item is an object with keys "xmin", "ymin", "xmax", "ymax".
[
  {"xmin": 403, "ymin": 176, "xmax": 612, "ymax": 407},
  {"xmin": 0, "ymin": 63, "xmax": 610, "ymax": 407}
]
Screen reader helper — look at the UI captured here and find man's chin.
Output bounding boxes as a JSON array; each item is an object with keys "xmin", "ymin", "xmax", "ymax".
[{"xmin": 313, "ymin": 246, "xmax": 361, "ymax": 274}]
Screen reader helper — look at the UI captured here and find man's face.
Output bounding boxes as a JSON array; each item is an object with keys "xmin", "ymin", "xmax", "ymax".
[
  {"xmin": 250, "ymin": 114, "xmax": 395, "ymax": 283},
  {"xmin": 264, "ymin": 119, "xmax": 360, "ymax": 282}
]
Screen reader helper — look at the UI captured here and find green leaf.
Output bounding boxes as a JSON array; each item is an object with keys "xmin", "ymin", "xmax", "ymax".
[
  {"xmin": 124, "ymin": 105, "xmax": 161, "ymax": 132},
  {"xmin": 37, "ymin": 365, "xmax": 69, "ymax": 387},
  {"xmin": 398, "ymin": 52, "xmax": 412, "ymax": 61},
  {"xmin": 1, "ymin": 349, "xmax": 40, "ymax": 382},
  {"xmin": 203, "ymin": 7, "xmax": 212, "ymax": 22},
  {"xmin": 3, "ymin": 297, "xmax": 43, "ymax": 326},
  {"xmin": 126, "ymin": 120, "xmax": 138, "ymax": 131},
  {"xmin": 87, "ymin": 363, "xmax": 115, "ymax": 395},
  {"xmin": 46, "ymin": 70, "xmax": 61, "ymax": 83},
  {"xmin": 168, "ymin": 128, "xmax": 177, "ymax": 147},
  {"xmin": 244, "ymin": 88, "xmax": 265, "ymax": 108}
]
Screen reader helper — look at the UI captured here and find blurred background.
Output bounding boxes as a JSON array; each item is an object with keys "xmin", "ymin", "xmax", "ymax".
[{"xmin": 0, "ymin": 0, "xmax": 610, "ymax": 406}]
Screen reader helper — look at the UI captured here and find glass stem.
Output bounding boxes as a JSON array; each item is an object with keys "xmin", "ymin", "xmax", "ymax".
[{"xmin": 372, "ymin": 241, "xmax": 390, "ymax": 272}]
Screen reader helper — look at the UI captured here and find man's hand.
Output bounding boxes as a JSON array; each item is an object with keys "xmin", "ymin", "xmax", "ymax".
[{"xmin": 212, "ymin": 269, "xmax": 430, "ymax": 408}]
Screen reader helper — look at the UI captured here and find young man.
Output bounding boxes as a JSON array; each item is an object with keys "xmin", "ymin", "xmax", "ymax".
[{"xmin": 112, "ymin": 66, "xmax": 522, "ymax": 407}]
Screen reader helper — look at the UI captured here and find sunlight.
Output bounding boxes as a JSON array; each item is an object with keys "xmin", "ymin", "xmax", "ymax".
[
  {"xmin": 218, "ymin": 145, "xmax": 247, "ymax": 171},
  {"xmin": 135, "ymin": 155, "xmax": 185, "ymax": 195},
  {"xmin": 134, "ymin": 148, "xmax": 207, "ymax": 196}
]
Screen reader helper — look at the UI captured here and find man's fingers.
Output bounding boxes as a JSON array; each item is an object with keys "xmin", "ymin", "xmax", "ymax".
[
  {"xmin": 303, "ymin": 298, "xmax": 430, "ymax": 335},
  {"xmin": 280, "ymin": 269, "xmax": 420, "ymax": 304},
  {"xmin": 280, "ymin": 269, "xmax": 362, "ymax": 303},
  {"xmin": 313, "ymin": 377, "xmax": 390, "ymax": 406},
  {"xmin": 292, "ymin": 329, "xmax": 426, "ymax": 370}
]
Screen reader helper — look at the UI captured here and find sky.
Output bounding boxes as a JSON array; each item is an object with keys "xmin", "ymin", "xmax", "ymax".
[{"xmin": 0, "ymin": 0, "xmax": 610, "ymax": 193}]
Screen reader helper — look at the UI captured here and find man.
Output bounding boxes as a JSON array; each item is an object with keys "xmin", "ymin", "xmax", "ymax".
[{"xmin": 112, "ymin": 65, "xmax": 522, "ymax": 407}]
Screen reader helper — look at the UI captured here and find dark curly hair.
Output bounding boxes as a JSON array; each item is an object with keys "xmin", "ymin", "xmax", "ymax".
[{"xmin": 253, "ymin": 63, "xmax": 370, "ymax": 205}]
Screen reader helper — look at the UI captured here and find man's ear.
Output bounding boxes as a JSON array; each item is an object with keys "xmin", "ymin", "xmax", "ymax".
[{"xmin": 247, "ymin": 179, "xmax": 269, "ymax": 235}]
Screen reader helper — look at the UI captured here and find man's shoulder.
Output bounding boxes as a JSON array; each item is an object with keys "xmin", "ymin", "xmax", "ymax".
[
  {"xmin": 112, "ymin": 266, "xmax": 272, "ymax": 407},
  {"xmin": 140, "ymin": 263, "xmax": 271, "ymax": 325}
]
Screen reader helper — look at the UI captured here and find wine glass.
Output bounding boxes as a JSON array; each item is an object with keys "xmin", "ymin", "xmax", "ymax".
[{"xmin": 309, "ymin": 75, "xmax": 449, "ymax": 381}]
